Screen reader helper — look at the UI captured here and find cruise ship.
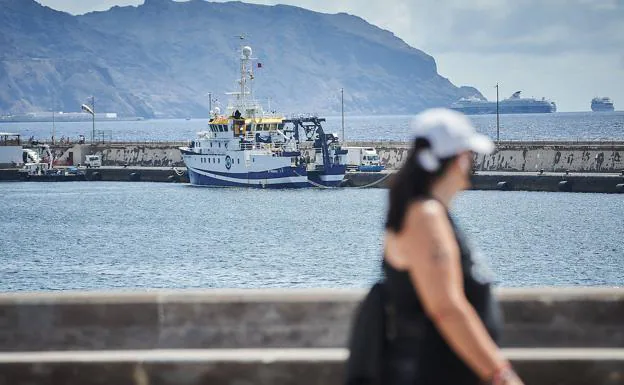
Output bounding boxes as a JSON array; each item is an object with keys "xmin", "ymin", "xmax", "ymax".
[
  {"xmin": 591, "ymin": 97, "xmax": 615, "ymax": 112},
  {"xmin": 179, "ymin": 45, "xmax": 347, "ymax": 188},
  {"xmin": 450, "ymin": 91, "xmax": 557, "ymax": 115}
]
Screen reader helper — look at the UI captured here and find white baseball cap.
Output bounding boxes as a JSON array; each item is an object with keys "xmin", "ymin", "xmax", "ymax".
[{"xmin": 410, "ymin": 108, "xmax": 495, "ymax": 158}]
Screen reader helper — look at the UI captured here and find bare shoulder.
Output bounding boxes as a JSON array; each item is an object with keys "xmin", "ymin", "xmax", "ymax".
[
  {"xmin": 404, "ymin": 199, "xmax": 448, "ymax": 230},
  {"xmin": 402, "ymin": 199, "xmax": 456, "ymax": 251},
  {"xmin": 389, "ymin": 198, "xmax": 459, "ymax": 267}
]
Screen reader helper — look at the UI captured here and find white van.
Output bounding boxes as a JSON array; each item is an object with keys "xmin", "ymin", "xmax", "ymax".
[
  {"xmin": 344, "ymin": 147, "xmax": 384, "ymax": 172},
  {"xmin": 84, "ymin": 155, "xmax": 102, "ymax": 168}
]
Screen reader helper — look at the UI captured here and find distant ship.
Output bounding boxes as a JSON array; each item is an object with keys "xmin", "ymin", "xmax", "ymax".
[
  {"xmin": 450, "ymin": 91, "xmax": 556, "ymax": 115},
  {"xmin": 591, "ymin": 97, "xmax": 614, "ymax": 112}
]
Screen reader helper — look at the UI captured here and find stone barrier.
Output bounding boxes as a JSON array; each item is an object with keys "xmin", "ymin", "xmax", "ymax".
[
  {"xmin": 0, "ymin": 288, "xmax": 622, "ymax": 384},
  {"xmin": 0, "ymin": 348, "xmax": 622, "ymax": 385},
  {"xmin": 0, "ymin": 288, "xmax": 622, "ymax": 352}
]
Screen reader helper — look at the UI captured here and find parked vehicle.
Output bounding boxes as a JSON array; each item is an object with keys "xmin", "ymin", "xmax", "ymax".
[
  {"xmin": 84, "ymin": 155, "xmax": 101, "ymax": 168},
  {"xmin": 344, "ymin": 147, "xmax": 384, "ymax": 172}
]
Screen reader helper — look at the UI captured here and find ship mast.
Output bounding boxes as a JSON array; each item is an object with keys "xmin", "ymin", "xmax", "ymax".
[
  {"xmin": 237, "ymin": 38, "xmax": 257, "ymax": 117},
  {"xmin": 226, "ymin": 35, "xmax": 263, "ymax": 119}
]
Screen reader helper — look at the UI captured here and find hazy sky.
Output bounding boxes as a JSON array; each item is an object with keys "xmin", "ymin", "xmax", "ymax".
[{"xmin": 35, "ymin": 0, "xmax": 624, "ymax": 112}]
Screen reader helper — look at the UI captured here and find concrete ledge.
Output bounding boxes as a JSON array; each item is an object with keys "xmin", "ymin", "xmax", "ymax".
[
  {"xmin": 0, "ymin": 348, "xmax": 622, "ymax": 385},
  {"xmin": 0, "ymin": 288, "xmax": 622, "ymax": 351},
  {"xmin": 342, "ymin": 171, "xmax": 624, "ymax": 192}
]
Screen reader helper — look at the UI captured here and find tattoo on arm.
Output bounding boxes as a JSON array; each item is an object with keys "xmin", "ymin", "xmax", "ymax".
[{"xmin": 431, "ymin": 232, "xmax": 451, "ymax": 263}]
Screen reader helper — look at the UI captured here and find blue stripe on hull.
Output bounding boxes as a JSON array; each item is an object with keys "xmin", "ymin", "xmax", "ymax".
[
  {"xmin": 188, "ymin": 169, "xmax": 310, "ymax": 189},
  {"xmin": 194, "ymin": 167, "xmax": 306, "ymax": 179}
]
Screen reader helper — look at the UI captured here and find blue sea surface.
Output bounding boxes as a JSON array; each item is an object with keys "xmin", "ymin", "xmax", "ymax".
[
  {"xmin": 0, "ymin": 182, "xmax": 622, "ymax": 291},
  {"xmin": 1, "ymin": 111, "xmax": 623, "ymax": 143}
]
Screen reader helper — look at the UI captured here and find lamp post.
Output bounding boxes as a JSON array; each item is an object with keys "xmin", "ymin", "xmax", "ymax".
[
  {"xmin": 341, "ymin": 88, "xmax": 345, "ymax": 143},
  {"xmin": 51, "ymin": 95, "xmax": 56, "ymax": 144},
  {"xmin": 495, "ymin": 84, "xmax": 500, "ymax": 142},
  {"xmin": 91, "ymin": 96, "xmax": 95, "ymax": 144},
  {"xmin": 81, "ymin": 96, "xmax": 95, "ymax": 144}
]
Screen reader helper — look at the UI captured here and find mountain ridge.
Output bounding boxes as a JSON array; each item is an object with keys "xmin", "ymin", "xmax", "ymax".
[{"xmin": 0, "ymin": 0, "xmax": 483, "ymax": 118}]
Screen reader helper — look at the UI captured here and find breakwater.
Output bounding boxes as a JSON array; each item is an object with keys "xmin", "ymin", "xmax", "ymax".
[
  {"xmin": 2, "ymin": 141, "xmax": 622, "ymax": 192},
  {"xmin": 0, "ymin": 288, "xmax": 622, "ymax": 385},
  {"xmin": 36, "ymin": 140, "xmax": 624, "ymax": 173},
  {"xmin": 1, "ymin": 168, "xmax": 623, "ymax": 193}
]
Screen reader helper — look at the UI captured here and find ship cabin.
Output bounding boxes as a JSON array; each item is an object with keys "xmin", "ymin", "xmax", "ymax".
[
  {"xmin": 0, "ymin": 132, "xmax": 21, "ymax": 146},
  {"xmin": 0, "ymin": 132, "xmax": 24, "ymax": 168},
  {"xmin": 204, "ymin": 117, "xmax": 286, "ymax": 138},
  {"xmin": 190, "ymin": 116, "xmax": 291, "ymax": 154}
]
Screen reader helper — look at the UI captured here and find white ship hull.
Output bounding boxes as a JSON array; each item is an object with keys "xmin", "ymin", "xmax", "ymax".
[{"xmin": 182, "ymin": 149, "xmax": 310, "ymax": 188}]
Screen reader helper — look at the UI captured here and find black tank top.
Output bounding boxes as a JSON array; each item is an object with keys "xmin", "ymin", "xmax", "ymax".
[{"xmin": 382, "ymin": 211, "xmax": 503, "ymax": 385}]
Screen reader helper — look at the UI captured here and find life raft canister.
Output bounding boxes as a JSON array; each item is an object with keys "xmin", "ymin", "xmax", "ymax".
[{"xmin": 225, "ymin": 155, "xmax": 232, "ymax": 170}]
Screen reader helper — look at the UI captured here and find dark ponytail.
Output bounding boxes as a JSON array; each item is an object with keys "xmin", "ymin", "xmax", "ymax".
[{"xmin": 384, "ymin": 138, "xmax": 456, "ymax": 233}]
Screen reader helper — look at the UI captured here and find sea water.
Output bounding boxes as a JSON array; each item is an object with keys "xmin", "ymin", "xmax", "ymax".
[{"xmin": 0, "ymin": 182, "xmax": 621, "ymax": 291}]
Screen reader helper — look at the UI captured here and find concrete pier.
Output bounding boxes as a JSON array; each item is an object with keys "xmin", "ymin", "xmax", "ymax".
[
  {"xmin": 2, "ymin": 140, "xmax": 624, "ymax": 192},
  {"xmin": 31, "ymin": 140, "xmax": 624, "ymax": 173},
  {"xmin": 343, "ymin": 170, "xmax": 624, "ymax": 193},
  {"xmin": 0, "ymin": 288, "xmax": 622, "ymax": 384},
  {"xmin": 2, "ymin": 167, "xmax": 624, "ymax": 193}
]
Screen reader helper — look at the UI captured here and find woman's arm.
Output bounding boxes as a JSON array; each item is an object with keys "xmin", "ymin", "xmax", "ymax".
[{"xmin": 391, "ymin": 200, "xmax": 523, "ymax": 384}]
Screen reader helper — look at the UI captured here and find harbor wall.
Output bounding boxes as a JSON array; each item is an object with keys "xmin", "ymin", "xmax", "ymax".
[
  {"xmin": 2, "ymin": 167, "xmax": 623, "ymax": 193},
  {"xmin": 0, "ymin": 288, "xmax": 622, "ymax": 385},
  {"xmin": 343, "ymin": 171, "xmax": 624, "ymax": 193},
  {"xmin": 44, "ymin": 141, "xmax": 624, "ymax": 173},
  {"xmin": 349, "ymin": 141, "xmax": 624, "ymax": 173}
]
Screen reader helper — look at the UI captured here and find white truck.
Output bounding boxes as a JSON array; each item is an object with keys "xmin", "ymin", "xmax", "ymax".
[
  {"xmin": 84, "ymin": 154, "xmax": 102, "ymax": 168},
  {"xmin": 343, "ymin": 147, "xmax": 384, "ymax": 172}
]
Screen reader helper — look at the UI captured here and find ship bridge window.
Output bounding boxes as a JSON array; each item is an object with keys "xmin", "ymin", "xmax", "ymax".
[
  {"xmin": 224, "ymin": 125, "xmax": 229, "ymax": 132},
  {"xmin": 278, "ymin": 123, "xmax": 284, "ymax": 130}
]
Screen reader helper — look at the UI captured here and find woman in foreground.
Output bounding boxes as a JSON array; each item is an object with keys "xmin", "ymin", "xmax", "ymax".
[{"xmin": 381, "ymin": 108, "xmax": 525, "ymax": 385}]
